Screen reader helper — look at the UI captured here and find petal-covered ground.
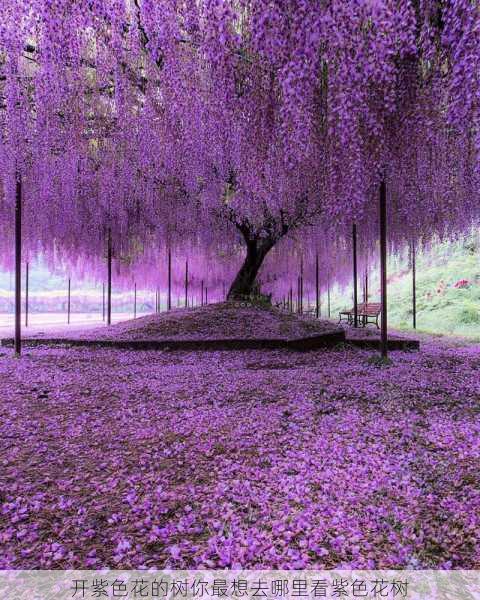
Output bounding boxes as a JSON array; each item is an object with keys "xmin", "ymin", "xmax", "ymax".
[
  {"xmin": 20, "ymin": 303, "xmax": 341, "ymax": 342},
  {"xmin": 0, "ymin": 336, "xmax": 479, "ymax": 569}
]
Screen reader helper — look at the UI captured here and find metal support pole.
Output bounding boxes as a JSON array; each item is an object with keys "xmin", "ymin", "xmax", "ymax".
[
  {"xmin": 300, "ymin": 258, "xmax": 304, "ymax": 315},
  {"xmin": 167, "ymin": 250, "xmax": 172, "ymax": 311},
  {"xmin": 205, "ymin": 287, "xmax": 208, "ymax": 305},
  {"xmin": 201, "ymin": 280, "xmax": 204, "ymax": 307},
  {"xmin": 14, "ymin": 174, "xmax": 22, "ymax": 357},
  {"xmin": 102, "ymin": 283, "xmax": 105, "ymax": 321},
  {"xmin": 315, "ymin": 253, "xmax": 320, "ymax": 319},
  {"xmin": 352, "ymin": 223, "xmax": 358, "ymax": 327},
  {"xmin": 327, "ymin": 275, "xmax": 331, "ymax": 319},
  {"xmin": 107, "ymin": 230, "xmax": 112, "ymax": 326},
  {"xmin": 411, "ymin": 241, "xmax": 417, "ymax": 329},
  {"xmin": 297, "ymin": 276, "xmax": 301, "ymax": 314},
  {"xmin": 25, "ymin": 261, "xmax": 29, "ymax": 328},
  {"xmin": 185, "ymin": 260, "xmax": 188, "ymax": 308},
  {"xmin": 134, "ymin": 282, "xmax": 137, "ymax": 319},
  {"xmin": 67, "ymin": 278, "xmax": 71, "ymax": 324},
  {"xmin": 380, "ymin": 178, "xmax": 388, "ymax": 359}
]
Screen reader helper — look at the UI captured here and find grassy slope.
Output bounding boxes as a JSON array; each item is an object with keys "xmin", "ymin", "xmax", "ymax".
[
  {"xmin": 330, "ymin": 233, "xmax": 480, "ymax": 340},
  {"xmin": 390, "ymin": 239, "xmax": 480, "ymax": 339}
]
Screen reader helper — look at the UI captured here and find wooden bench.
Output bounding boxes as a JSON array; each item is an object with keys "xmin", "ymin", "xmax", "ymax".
[
  {"xmin": 338, "ymin": 303, "xmax": 382, "ymax": 328},
  {"xmin": 359, "ymin": 302, "xmax": 382, "ymax": 328},
  {"xmin": 338, "ymin": 306, "xmax": 357, "ymax": 325}
]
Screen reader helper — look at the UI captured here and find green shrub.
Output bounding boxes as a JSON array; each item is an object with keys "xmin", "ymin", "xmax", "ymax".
[{"xmin": 459, "ymin": 306, "xmax": 480, "ymax": 324}]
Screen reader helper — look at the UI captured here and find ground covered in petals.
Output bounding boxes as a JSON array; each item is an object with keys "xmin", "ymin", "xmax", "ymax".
[
  {"xmin": 23, "ymin": 303, "xmax": 340, "ymax": 342},
  {"xmin": 0, "ymin": 337, "xmax": 479, "ymax": 569}
]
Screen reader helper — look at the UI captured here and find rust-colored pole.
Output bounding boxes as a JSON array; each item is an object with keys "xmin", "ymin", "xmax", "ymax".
[
  {"xmin": 297, "ymin": 276, "xmax": 301, "ymax": 314},
  {"xmin": 107, "ymin": 230, "xmax": 112, "ymax": 326},
  {"xmin": 185, "ymin": 260, "xmax": 188, "ymax": 308},
  {"xmin": 134, "ymin": 282, "xmax": 137, "ymax": 319},
  {"xmin": 14, "ymin": 174, "xmax": 22, "ymax": 356},
  {"xmin": 300, "ymin": 257, "xmax": 304, "ymax": 315},
  {"xmin": 327, "ymin": 274, "xmax": 331, "ymax": 319},
  {"xmin": 167, "ymin": 250, "xmax": 172, "ymax": 311},
  {"xmin": 353, "ymin": 223, "xmax": 358, "ymax": 328},
  {"xmin": 67, "ymin": 278, "xmax": 71, "ymax": 324},
  {"xmin": 410, "ymin": 241, "xmax": 417, "ymax": 329},
  {"xmin": 25, "ymin": 261, "xmax": 29, "ymax": 328},
  {"xmin": 380, "ymin": 178, "xmax": 388, "ymax": 359}
]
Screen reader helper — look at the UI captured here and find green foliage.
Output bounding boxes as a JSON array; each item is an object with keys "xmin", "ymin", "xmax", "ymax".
[
  {"xmin": 388, "ymin": 236, "xmax": 480, "ymax": 337},
  {"xmin": 327, "ymin": 233, "xmax": 480, "ymax": 339},
  {"xmin": 459, "ymin": 305, "xmax": 480, "ymax": 324}
]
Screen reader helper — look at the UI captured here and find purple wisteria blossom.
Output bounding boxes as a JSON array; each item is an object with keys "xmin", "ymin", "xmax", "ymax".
[{"xmin": 0, "ymin": 335, "xmax": 479, "ymax": 569}]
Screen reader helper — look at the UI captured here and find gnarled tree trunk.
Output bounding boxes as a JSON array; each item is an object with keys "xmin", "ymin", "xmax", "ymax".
[
  {"xmin": 224, "ymin": 198, "xmax": 310, "ymax": 301},
  {"xmin": 227, "ymin": 237, "xmax": 274, "ymax": 300}
]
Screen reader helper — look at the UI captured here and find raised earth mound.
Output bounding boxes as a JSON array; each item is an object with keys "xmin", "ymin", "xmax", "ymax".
[
  {"xmin": 3, "ymin": 303, "xmax": 344, "ymax": 350},
  {"xmin": 1, "ymin": 303, "xmax": 419, "ymax": 350},
  {"xmin": 83, "ymin": 302, "xmax": 340, "ymax": 341}
]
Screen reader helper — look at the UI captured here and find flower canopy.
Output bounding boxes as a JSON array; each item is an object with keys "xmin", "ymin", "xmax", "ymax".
[{"xmin": 0, "ymin": 0, "xmax": 478, "ymax": 290}]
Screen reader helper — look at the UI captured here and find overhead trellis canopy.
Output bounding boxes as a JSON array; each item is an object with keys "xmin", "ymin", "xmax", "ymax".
[{"xmin": 0, "ymin": 0, "xmax": 478, "ymax": 297}]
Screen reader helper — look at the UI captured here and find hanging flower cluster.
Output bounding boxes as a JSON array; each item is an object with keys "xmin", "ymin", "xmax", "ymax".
[{"xmin": 0, "ymin": 1, "xmax": 478, "ymax": 290}]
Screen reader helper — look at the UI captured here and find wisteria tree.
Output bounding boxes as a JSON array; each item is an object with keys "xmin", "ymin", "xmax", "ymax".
[{"xmin": 0, "ymin": 0, "xmax": 479, "ymax": 298}]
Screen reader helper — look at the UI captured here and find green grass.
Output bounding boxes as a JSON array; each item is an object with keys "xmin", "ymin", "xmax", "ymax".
[{"xmin": 329, "ymin": 232, "xmax": 480, "ymax": 339}]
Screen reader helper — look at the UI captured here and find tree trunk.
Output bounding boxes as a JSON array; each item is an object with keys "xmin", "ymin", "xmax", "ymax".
[{"xmin": 227, "ymin": 238, "xmax": 273, "ymax": 300}]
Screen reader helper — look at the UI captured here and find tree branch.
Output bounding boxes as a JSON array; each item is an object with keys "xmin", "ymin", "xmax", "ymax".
[{"xmin": 132, "ymin": 0, "xmax": 164, "ymax": 70}]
